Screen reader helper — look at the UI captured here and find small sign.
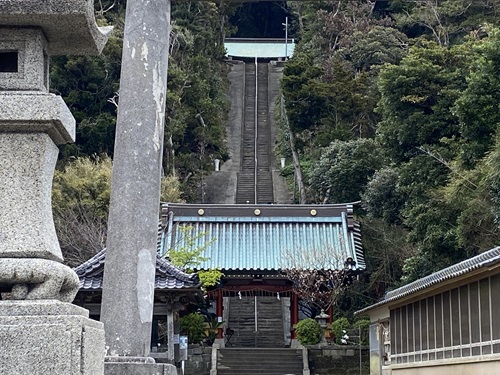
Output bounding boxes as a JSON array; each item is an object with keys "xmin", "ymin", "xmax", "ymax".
[
  {"xmin": 180, "ymin": 335, "xmax": 188, "ymax": 350},
  {"xmin": 173, "ymin": 334, "xmax": 180, "ymax": 344},
  {"xmin": 179, "ymin": 335, "xmax": 188, "ymax": 361},
  {"xmin": 217, "ymin": 316, "xmax": 223, "ymax": 323}
]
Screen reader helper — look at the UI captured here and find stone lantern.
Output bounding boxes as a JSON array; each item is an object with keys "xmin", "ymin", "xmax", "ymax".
[
  {"xmin": 315, "ymin": 309, "xmax": 330, "ymax": 345},
  {"xmin": 0, "ymin": 1, "xmax": 110, "ymax": 374},
  {"xmin": 315, "ymin": 309, "xmax": 330, "ymax": 329}
]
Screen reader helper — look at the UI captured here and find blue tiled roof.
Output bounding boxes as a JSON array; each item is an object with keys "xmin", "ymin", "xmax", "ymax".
[
  {"xmin": 356, "ymin": 246, "xmax": 500, "ymax": 315},
  {"xmin": 161, "ymin": 204, "xmax": 364, "ymax": 272}
]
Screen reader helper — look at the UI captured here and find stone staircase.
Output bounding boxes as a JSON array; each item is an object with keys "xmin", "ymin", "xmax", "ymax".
[
  {"xmin": 256, "ymin": 171, "xmax": 274, "ymax": 204},
  {"xmin": 236, "ymin": 173, "xmax": 255, "ymax": 204},
  {"xmin": 228, "ymin": 296, "xmax": 284, "ymax": 348},
  {"xmin": 235, "ymin": 62, "xmax": 274, "ymax": 204},
  {"xmin": 216, "ymin": 348, "xmax": 304, "ymax": 375}
]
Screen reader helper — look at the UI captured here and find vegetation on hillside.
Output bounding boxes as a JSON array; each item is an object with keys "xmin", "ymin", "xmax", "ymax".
[
  {"xmin": 51, "ymin": 0, "xmax": 235, "ymax": 200},
  {"xmin": 280, "ymin": 0, "xmax": 500, "ymax": 313}
]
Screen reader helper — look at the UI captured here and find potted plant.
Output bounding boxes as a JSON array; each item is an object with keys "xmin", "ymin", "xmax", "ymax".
[{"xmin": 203, "ymin": 317, "xmax": 224, "ymax": 346}]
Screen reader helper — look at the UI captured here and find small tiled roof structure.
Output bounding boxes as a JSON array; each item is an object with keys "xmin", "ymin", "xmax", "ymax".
[
  {"xmin": 224, "ymin": 38, "xmax": 296, "ymax": 59},
  {"xmin": 357, "ymin": 246, "xmax": 500, "ymax": 315},
  {"xmin": 161, "ymin": 203, "xmax": 364, "ymax": 273},
  {"xmin": 74, "ymin": 249, "xmax": 201, "ymax": 292}
]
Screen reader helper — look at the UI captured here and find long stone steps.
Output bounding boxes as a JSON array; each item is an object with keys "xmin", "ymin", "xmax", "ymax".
[
  {"xmin": 217, "ymin": 348, "xmax": 303, "ymax": 375},
  {"xmin": 236, "ymin": 62, "xmax": 275, "ymax": 204}
]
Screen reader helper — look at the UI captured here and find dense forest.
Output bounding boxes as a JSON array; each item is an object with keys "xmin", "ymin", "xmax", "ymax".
[
  {"xmin": 279, "ymin": 0, "xmax": 500, "ymax": 318},
  {"xmin": 51, "ymin": 0, "xmax": 500, "ymax": 316},
  {"xmin": 278, "ymin": 0, "xmax": 500, "ymax": 316}
]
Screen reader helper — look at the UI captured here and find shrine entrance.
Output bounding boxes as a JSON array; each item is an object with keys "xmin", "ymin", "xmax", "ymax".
[{"xmin": 226, "ymin": 294, "xmax": 286, "ymax": 347}]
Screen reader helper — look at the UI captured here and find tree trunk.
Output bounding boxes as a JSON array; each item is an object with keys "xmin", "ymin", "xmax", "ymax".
[{"xmin": 289, "ymin": 131, "xmax": 307, "ymax": 204}]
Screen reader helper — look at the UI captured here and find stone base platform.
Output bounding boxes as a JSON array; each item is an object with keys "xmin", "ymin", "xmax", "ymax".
[
  {"xmin": 0, "ymin": 300, "xmax": 105, "ymax": 375},
  {"xmin": 105, "ymin": 357, "xmax": 178, "ymax": 375}
]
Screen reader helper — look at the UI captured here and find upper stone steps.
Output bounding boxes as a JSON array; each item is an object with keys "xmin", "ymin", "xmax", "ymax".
[{"xmin": 236, "ymin": 62, "xmax": 274, "ymax": 204}]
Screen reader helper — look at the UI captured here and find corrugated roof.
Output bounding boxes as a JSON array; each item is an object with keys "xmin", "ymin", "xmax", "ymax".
[
  {"xmin": 74, "ymin": 249, "xmax": 201, "ymax": 291},
  {"xmin": 356, "ymin": 246, "xmax": 500, "ymax": 315},
  {"xmin": 161, "ymin": 203, "xmax": 364, "ymax": 272}
]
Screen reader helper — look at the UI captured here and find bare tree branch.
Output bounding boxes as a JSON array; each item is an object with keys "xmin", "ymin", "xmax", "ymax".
[
  {"xmin": 279, "ymin": 246, "xmax": 357, "ymax": 310},
  {"xmin": 54, "ymin": 205, "xmax": 107, "ymax": 268}
]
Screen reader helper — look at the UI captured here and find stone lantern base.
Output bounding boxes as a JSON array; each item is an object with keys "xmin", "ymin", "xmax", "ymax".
[{"xmin": 0, "ymin": 300, "xmax": 105, "ymax": 375}]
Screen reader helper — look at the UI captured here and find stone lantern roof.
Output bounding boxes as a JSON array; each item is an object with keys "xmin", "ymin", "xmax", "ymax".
[{"xmin": 0, "ymin": 0, "xmax": 112, "ymax": 55}]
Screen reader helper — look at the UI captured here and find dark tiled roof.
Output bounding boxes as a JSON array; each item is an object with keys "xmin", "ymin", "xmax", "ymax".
[
  {"xmin": 161, "ymin": 203, "xmax": 365, "ymax": 272},
  {"xmin": 356, "ymin": 247, "xmax": 500, "ymax": 315},
  {"xmin": 74, "ymin": 249, "xmax": 201, "ymax": 291}
]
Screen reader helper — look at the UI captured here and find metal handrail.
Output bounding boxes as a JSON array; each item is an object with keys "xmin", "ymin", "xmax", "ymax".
[{"xmin": 254, "ymin": 56, "xmax": 258, "ymax": 204}]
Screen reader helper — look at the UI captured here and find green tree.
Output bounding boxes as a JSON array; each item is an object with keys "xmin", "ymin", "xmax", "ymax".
[
  {"xmin": 50, "ymin": 3, "xmax": 124, "ymax": 157},
  {"xmin": 454, "ymin": 27, "xmax": 500, "ymax": 168},
  {"xmin": 376, "ymin": 41, "xmax": 472, "ymax": 163},
  {"xmin": 342, "ymin": 26, "xmax": 409, "ymax": 72},
  {"xmin": 393, "ymin": 0, "xmax": 497, "ymax": 46},
  {"xmin": 362, "ymin": 166, "xmax": 405, "ymax": 225},
  {"xmin": 281, "ymin": 53, "xmax": 327, "ymax": 135},
  {"xmin": 166, "ymin": 225, "xmax": 222, "ymax": 291},
  {"xmin": 309, "ymin": 139, "xmax": 385, "ymax": 203},
  {"xmin": 163, "ymin": 2, "xmax": 232, "ymax": 199}
]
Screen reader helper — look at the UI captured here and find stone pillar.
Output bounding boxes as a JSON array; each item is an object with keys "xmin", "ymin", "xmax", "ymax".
[
  {"xmin": 99, "ymin": 0, "xmax": 176, "ymax": 373},
  {"xmin": 0, "ymin": 1, "xmax": 110, "ymax": 374}
]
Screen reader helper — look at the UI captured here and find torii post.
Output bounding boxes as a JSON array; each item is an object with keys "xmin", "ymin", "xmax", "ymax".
[{"xmin": 100, "ymin": 0, "xmax": 171, "ymax": 358}]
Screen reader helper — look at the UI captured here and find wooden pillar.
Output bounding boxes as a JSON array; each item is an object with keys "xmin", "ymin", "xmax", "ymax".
[
  {"xmin": 291, "ymin": 293, "xmax": 299, "ymax": 339},
  {"xmin": 328, "ymin": 305, "xmax": 333, "ymax": 324},
  {"xmin": 216, "ymin": 290, "xmax": 223, "ymax": 339},
  {"xmin": 167, "ymin": 306, "xmax": 175, "ymax": 362}
]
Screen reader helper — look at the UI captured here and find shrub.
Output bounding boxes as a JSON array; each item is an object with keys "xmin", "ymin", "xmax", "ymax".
[
  {"xmin": 180, "ymin": 312, "xmax": 205, "ymax": 344},
  {"xmin": 296, "ymin": 318, "xmax": 322, "ymax": 345},
  {"xmin": 329, "ymin": 317, "xmax": 350, "ymax": 345}
]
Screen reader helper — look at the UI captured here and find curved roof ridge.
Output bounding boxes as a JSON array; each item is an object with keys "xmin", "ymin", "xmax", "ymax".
[
  {"xmin": 74, "ymin": 249, "xmax": 106, "ymax": 277},
  {"xmin": 73, "ymin": 248, "xmax": 200, "ymax": 290}
]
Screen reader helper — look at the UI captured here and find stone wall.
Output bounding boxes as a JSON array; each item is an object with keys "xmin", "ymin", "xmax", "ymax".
[
  {"xmin": 184, "ymin": 344, "xmax": 212, "ymax": 375},
  {"xmin": 179, "ymin": 344, "xmax": 369, "ymax": 375},
  {"xmin": 308, "ymin": 346, "xmax": 370, "ymax": 375}
]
